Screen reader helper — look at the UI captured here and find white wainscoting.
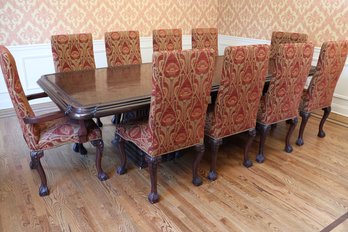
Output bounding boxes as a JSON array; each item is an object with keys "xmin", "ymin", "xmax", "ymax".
[{"xmin": 1, "ymin": 35, "xmax": 348, "ymax": 117}]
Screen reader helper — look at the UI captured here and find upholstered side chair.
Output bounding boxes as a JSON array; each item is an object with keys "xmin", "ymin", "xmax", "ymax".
[
  {"xmin": 256, "ymin": 43, "xmax": 314, "ymax": 163},
  {"xmin": 152, "ymin": 29, "xmax": 182, "ymax": 52},
  {"xmin": 296, "ymin": 40, "xmax": 348, "ymax": 145},
  {"xmin": 192, "ymin": 28, "xmax": 218, "ymax": 55},
  {"xmin": 0, "ymin": 45, "xmax": 108, "ymax": 196},
  {"xmin": 51, "ymin": 33, "xmax": 102, "ymax": 154},
  {"xmin": 205, "ymin": 44, "xmax": 270, "ymax": 180},
  {"xmin": 115, "ymin": 49, "xmax": 216, "ymax": 203}
]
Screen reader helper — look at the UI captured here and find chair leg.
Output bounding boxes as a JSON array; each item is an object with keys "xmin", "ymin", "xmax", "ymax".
[
  {"xmin": 244, "ymin": 129, "xmax": 256, "ymax": 168},
  {"xmin": 192, "ymin": 144, "xmax": 205, "ymax": 186},
  {"xmin": 285, "ymin": 117, "xmax": 298, "ymax": 153},
  {"xmin": 318, "ymin": 106, "xmax": 331, "ymax": 138},
  {"xmin": 296, "ymin": 111, "xmax": 311, "ymax": 146},
  {"xmin": 111, "ymin": 114, "xmax": 121, "ymax": 125},
  {"xmin": 96, "ymin": 118, "xmax": 103, "ymax": 127},
  {"xmin": 114, "ymin": 134, "xmax": 127, "ymax": 175},
  {"xmin": 90, "ymin": 139, "xmax": 108, "ymax": 181},
  {"xmin": 30, "ymin": 151, "xmax": 49, "ymax": 196},
  {"xmin": 256, "ymin": 123, "xmax": 271, "ymax": 163},
  {"xmin": 207, "ymin": 138, "xmax": 222, "ymax": 181},
  {"xmin": 145, "ymin": 156, "xmax": 159, "ymax": 204},
  {"xmin": 73, "ymin": 143, "xmax": 87, "ymax": 155}
]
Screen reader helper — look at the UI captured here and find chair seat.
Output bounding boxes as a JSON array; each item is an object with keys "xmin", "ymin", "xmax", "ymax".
[{"xmin": 36, "ymin": 117, "xmax": 101, "ymax": 151}]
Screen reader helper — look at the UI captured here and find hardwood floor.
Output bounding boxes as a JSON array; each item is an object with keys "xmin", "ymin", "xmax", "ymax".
[{"xmin": 0, "ymin": 115, "xmax": 347, "ymax": 232}]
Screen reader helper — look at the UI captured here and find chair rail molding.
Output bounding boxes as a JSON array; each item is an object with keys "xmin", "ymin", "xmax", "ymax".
[{"xmin": 1, "ymin": 34, "xmax": 347, "ymax": 117}]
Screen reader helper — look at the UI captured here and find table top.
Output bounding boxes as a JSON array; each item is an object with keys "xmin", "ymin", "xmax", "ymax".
[{"xmin": 37, "ymin": 56, "xmax": 315, "ymax": 120}]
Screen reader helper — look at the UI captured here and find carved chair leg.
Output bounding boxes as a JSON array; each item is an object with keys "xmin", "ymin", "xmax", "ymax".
[
  {"xmin": 91, "ymin": 139, "xmax": 108, "ymax": 181},
  {"xmin": 296, "ymin": 111, "xmax": 311, "ymax": 146},
  {"xmin": 285, "ymin": 117, "xmax": 298, "ymax": 153},
  {"xmin": 73, "ymin": 143, "xmax": 87, "ymax": 155},
  {"xmin": 256, "ymin": 123, "xmax": 271, "ymax": 163},
  {"xmin": 96, "ymin": 117, "xmax": 103, "ymax": 127},
  {"xmin": 244, "ymin": 129, "xmax": 256, "ymax": 168},
  {"xmin": 207, "ymin": 138, "xmax": 222, "ymax": 181},
  {"xmin": 30, "ymin": 151, "xmax": 49, "ymax": 196},
  {"xmin": 318, "ymin": 106, "xmax": 331, "ymax": 138},
  {"xmin": 146, "ymin": 156, "xmax": 159, "ymax": 204},
  {"xmin": 192, "ymin": 144, "xmax": 205, "ymax": 186},
  {"xmin": 114, "ymin": 134, "xmax": 127, "ymax": 175}
]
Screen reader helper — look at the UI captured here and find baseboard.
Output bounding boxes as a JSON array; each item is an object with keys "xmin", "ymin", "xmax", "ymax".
[{"xmin": 312, "ymin": 110, "xmax": 348, "ymax": 128}]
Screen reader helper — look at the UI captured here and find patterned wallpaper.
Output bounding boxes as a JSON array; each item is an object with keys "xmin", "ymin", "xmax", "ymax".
[
  {"xmin": 0, "ymin": 0, "xmax": 218, "ymax": 45},
  {"xmin": 217, "ymin": 0, "xmax": 348, "ymax": 46}
]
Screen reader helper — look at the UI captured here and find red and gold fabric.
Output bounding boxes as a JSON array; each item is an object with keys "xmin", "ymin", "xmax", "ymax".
[
  {"xmin": 192, "ymin": 28, "xmax": 218, "ymax": 56},
  {"xmin": 153, "ymin": 29, "xmax": 182, "ymax": 52}
]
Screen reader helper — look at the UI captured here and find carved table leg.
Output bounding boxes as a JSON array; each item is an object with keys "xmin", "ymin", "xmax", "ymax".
[
  {"xmin": 111, "ymin": 114, "xmax": 121, "ymax": 125},
  {"xmin": 91, "ymin": 139, "xmax": 108, "ymax": 181},
  {"xmin": 207, "ymin": 138, "xmax": 222, "ymax": 181},
  {"xmin": 256, "ymin": 123, "xmax": 271, "ymax": 163},
  {"xmin": 74, "ymin": 120, "xmax": 88, "ymax": 155},
  {"xmin": 146, "ymin": 156, "xmax": 159, "ymax": 204},
  {"xmin": 192, "ymin": 144, "xmax": 205, "ymax": 186},
  {"xmin": 114, "ymin": 134, "xmax": 127, "ymax": 175},
  {"xmin": 96, "ymin": 117, "xmax": 103, "ymax": 127},
  {"xmin": 318, "ymin": 106, "xmax": 331, "ymax": 138},
  {"xmin": 244, "ymin": 129, "xmax": 256, "ymax": 168},
  {"xmin": 30, "ymin": 151, "xmax": 49, "ymax": 196},
  {"xmin": 296, "ymin": 111, "xmax": 311, "ymax": 146},
  {"xmin": 285, "ymin": 117, "xmax": 298, "ymax": 153},
  {"xmin": 73, "ymin": 143, "xmax": 87, "ymax": 155}
]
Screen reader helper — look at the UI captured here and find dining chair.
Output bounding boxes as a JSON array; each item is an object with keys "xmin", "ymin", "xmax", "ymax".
[
  {"xmin": 256, "ymin": 42, "xmax": 314, "ymax": 163},
  {"xmin": 152, "ymin": 29, "xmax": 182, "ymax": 52},
  {"xmin": 192, "ymin": 28, "xmax": 218, "ymax": 55},
  {"xmin": 114, "ymin": 49, "xmax": 216, "ymax": 203},
  {"xmin": 205, "ymin": 44, "xmax": 270, "ymax": 180},
  {"xmin": 269, "ymin": 31, "xmax": 308, "ymax": 74},
  {"xmin": 296, "ymin": 40, "xmax": 348, "ymax": 146},
  {"xmin": 0, "ymin": 45, "xmax": 108, "ymax": 196},
  {"xmin": 51, "ymin": 33, "xmax": 102, "ymax": 154}
]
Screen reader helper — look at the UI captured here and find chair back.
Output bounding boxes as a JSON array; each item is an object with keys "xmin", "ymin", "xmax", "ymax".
[
  {"xmin": 0, "ymin": 46, "xmax": 39, "ymax": 149},
  {"xmin": 148, "ymin": 49, "xmax": 215, "ymax": 156},
  {"xmin": 269, "ymin": 31, "xmax": 308, "ymax": 74},
  {"xmin": 153, "ymin": 29, "xmax": 182, "ymax": 52},
  {"xmin": 301, "ymin": 40, "xmax": 348, "ymax": 112},
  {"xmin": 258, "ymin": 43, "xmax": 314, "ymax": 124},
  {"xmin": 51, "ymin": 33, "xmax": 96, "ymax": 72},
  {"xmin": 105, "ymin": 31, "xmax": 142, "ymax": 67},
  {"xmin": 192, "ymin": 28, "xmax": 218, "ymax": 55},
  {"xmin": 209, "ymin": 45, "xmax": 270, "ymax": 138}
]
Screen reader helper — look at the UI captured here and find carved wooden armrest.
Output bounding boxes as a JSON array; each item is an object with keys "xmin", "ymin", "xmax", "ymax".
[
  {"xmin": 26, "ymin": 92, "xmax": 48, "ymax": 101},
  {"xmin": 24, "ymin": 111, "xmax": 66, "ymax": 124}
]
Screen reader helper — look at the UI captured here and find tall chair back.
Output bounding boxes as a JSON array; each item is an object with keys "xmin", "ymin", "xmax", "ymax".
[
  {"xmin": 192, "ymin": 28, "xmax": 218, "ymax": 55},
  {"xmin": 152, "ymin": 29, "xmax": 182, "ymax": 52}
]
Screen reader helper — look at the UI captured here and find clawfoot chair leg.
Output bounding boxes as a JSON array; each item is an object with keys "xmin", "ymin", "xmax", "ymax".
[
  {"xmin": 73, "ymin": 143, "xmax": 87, "ymax": 155},
  {"xmin": 30, "ymin": 151, "xmax": 49, "ymax": 196},
  {"xmin": 207, "ymin": 138, "xmax": 222, "ymax": 181},
  {"xmin": 146, "ymin": 156, "xmax": 159, "ymax": 204},
  {"xmin": 285, "ymin": 117, "xmax": 298, "ymax": 153},
  {"xmin": 244, "ymin": 129, "xmax": 256, "ymax": 168},
  {"xmin": 256, "ymin": 123, "xmax": 271, "ymax": 163},
  {"xmin": 91, "ymin": 139, "xmax": 108, "ymax": 181},
  {"xmin": 193, "ymin": 144, "xmax": 205, "ymax": 186},
  {"xmin": 318, "ymin": 106, "xmax": 331, "ymax": 138},
  {"xmin": 114, "ymin": 134, "xmax": 127, "ymax": 175},
  {"xmin": 296, "ymin": 111, "xmax": 311, "ymax": 146}
]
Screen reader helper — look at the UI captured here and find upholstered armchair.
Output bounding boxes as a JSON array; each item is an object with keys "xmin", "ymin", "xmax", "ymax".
[
  {"xmin": 296, "ymin": 40, "xmax": 348, "ymax": 146},
  {"xmin": 256, "ymin": 43, "xmax": 314, "ymax": 163},
  {"xmin": 51, "ymin": 33, "xmax": 103, "ymax": 154},
  {"xmin": 0, "ymin": 45, "xmax": 108, "ymax": 196},
  {"xmin": 152, "ymin": 29, "xmax": 182, "ymax": 52},
  {"xmin": 192, "ymin": 28, "xmax": 218, "ymax": 55},
  {"xmin": 115, "ymin": 49, "xmax": 216, "ymax": 203},
  {"xmin": 205, "ymin": 45, "xmax": 270, "ymax": 180}
]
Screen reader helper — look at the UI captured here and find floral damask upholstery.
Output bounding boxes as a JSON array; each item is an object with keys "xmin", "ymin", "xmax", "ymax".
[
  {"xmin": 51, "ymin": 33, "xmax": 96, "ymax": 72},
  {"xmin": 269, "ymin": 31, "xmax": 308, "ymax": 74},
  {"xmin": 153, "ymin": 29, "xmax": 182, "ymax": 52},
  {"xmin": 105, "ymin": 30, "xmax": 142, "ymax": 67},
  {"xmin": 192, "ymin": 28, "xmax": 218, "ymax": 55}
]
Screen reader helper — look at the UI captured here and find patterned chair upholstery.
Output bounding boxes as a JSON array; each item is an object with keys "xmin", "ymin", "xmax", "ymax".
[
  {"xmin": 205, "ymin": 45, "xmax": 270, "ymax": 179},
  {"xmin": 0, "ymin": 45, "xmax": 107, "ymax": 196},
  {"xmin": 269, "ymin": 31, "xmax": 308, "ymax": 74},
  {"xmin": 152, "ymin": 29, "xmax": 182, "ymax": 52},
  {"xmin": 296, "ymin": 40, "xmax": 348, "ymax": 146},
  {"xmin": 192, "ymin": 28, "xmax": 218, "ymax": 55},
  {"xmin": 256, "ymin": 43, "xmax": 314, "ymax": 163},
  {"xmin": 115, "ymin": 49, "xmax": 216, "ymax": 203},
  {"xmin": 51, "ymin": 33, "xmax": 103, "ymax": 154}
]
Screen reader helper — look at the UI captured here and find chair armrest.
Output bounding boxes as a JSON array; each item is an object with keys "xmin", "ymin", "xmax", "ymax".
[
  {"xmin": 26, "ymin": 92, "xmax": 48, "ymax": 101},
  {"xmin": 23, "ymin": 111, "xmax": 66, "ymax": 124}
]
